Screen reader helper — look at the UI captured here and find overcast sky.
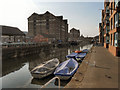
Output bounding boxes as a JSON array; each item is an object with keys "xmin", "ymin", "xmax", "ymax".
[{"xmin": 0, "ymin": 0, "xmax": 104, "ymax": 37}]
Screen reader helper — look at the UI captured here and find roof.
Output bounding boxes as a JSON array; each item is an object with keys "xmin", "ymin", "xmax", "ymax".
[
  {"xmin": 0, "ymin": 25, "xmax": 25, "ymax": 36},
  {"xmin": 40, "ymin": 33, "xmax": 55, "ymax": 38},
  {"xmin": 70, "ymin": 28, "xmax": 80, "ymax": 32},
  {"xmin": 28, "ymin": 11, "xmax": 68, "ymax": 22},
  {"xmin": 94, "ymin": 35, "xmax": 99, "ymax": 39}
]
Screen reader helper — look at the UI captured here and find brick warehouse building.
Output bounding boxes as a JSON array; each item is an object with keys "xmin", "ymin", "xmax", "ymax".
[
  {"xmin": 69, "ymin": 28, "xmax": 80, "ymax": 42},
  {"xmin": 28, "ymin": 11, "xmax": 68, "ymax": 43},
  {"xmin": 99, "ymin": 0, "xmax": 120, "ymax": 56}
]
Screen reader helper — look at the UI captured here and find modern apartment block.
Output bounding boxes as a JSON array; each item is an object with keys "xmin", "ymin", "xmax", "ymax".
[
  {"xmin": 99, "ymin": 0, "xmax": 120, "ymax": 56},
  {"xmin": 28, "ymin": 11, "xmax": 68, "ymax": 42},
  {"xmin": 99, "ymin": 23, "xmax": 104, "ymax": 46},
  {"xmin": 69, "ymin": 28, "xmax": 80, "ymax": 41}
]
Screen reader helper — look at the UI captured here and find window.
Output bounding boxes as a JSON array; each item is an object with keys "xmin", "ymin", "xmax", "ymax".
[
  {"xmin": 46, "ymin": 25, "xmax": 49, "ymax": 29},
  {"xmin": 106, "ymin": 26, "xmax": 110, "ymax": 33},
  {"xmin": 114, "ymin": 32, "xmax": 118, "ymax": 47},
  {"xmin": 46, "ymin": 23, "xmax": 49, "ymax": 29},
  {"xmin": 28, "ymin": 20, "xmax": 33, "ymax": 23},
  {"xmin": 118, "ymin": 33, "xmax": 120, "ymax": 47},
  {"xmin": 36, "ymin": 20, "xmax": 40, "ymax": 22},
  {"xmin": 112, "ymin": 34, "xmax": 114, "ymax": 46},
  {"xmin": 106, "ymin": 20, "xmax": 109, "ymax": 24},
  {"xmin": 41, "ymin": 20, "xmax": 46, "ymax": 22},
  {"xmin": 111, "ymin": 3, "xmax": 113, "ymax": 14},
  {"xmin": 115, "ymin": 13, "xmax": 119, "ymax": 28},
  {"xmin": 115, "ymin": 12, "xmax": 120, "ymax": 27},
  {"xmin": 114, "ymin": 2, "xmax": 115, "ymax": 9},
  {"xmin": 119, "ymin": 12, "xmax": 120, "ymax": 27},
  {"xmin": 49, "ymin": 19, "xmax": 55, "ymax": 21},
  {"xmin": 106, "ymin": 36, "xmax": 109, "ymax": 44},
  {"xmin": 111, "ymin": 34, "xmax": 112, "ymax": 45},
  {"xmin": 33, "ymin": 24, "xmax": 36, "ymax": 29},
  {"xmin": 106, "ymin": 6, "xmax": 109, "ymax": 13},
  {"xmin": 111, "ymin": 18, "xmax": 113, "ymax": 30}
]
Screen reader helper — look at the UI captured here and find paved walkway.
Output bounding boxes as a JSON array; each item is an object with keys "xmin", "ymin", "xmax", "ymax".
[{"xmin": 65, "ymin": 46, "xmax": 119, "ymax": 88}]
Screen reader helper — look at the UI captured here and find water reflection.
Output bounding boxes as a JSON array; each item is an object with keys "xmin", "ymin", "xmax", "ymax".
[
  {"xmin": 29, "ymin": 48, "xmax": 68, "ymax": 71},
  {"xmin": 2, "ymin": 44, "xmax": 93, "ymax": 88},
  {"xmin": 54, "ymin": 79, "xmax": 72, "ymax": 87},
  {"xmin": 2, "ymin": 58, "xmax": 27, "ymax": 76},
  {"xmin": 31, "ymin": 75, "xmax": 54, "ymax": 85},
  {"xmin": 2, "ymin": 63, "xmax": 32, "ymax": 88}
]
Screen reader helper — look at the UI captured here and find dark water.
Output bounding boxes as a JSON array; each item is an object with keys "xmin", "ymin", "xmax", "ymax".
[{"xmin": 1, "ymin": 44, "xmax": 93, "ymax": 88}]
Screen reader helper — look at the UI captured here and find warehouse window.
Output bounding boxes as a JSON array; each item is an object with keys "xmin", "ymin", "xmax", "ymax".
[{"xmin": 111, "ymin": 34, "xmax": 113, "ymax": 45}]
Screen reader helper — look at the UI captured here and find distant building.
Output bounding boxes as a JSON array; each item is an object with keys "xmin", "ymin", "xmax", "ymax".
[
  {"xmin": 0, "ymin": 25, "xmax": 25, "ymax": 43},
  {"xmin": 94, "ymin": 35, "xmax": 99, "ymax": 43},
  {"xmin": 99, "ymin": 0, "xmax": 120, "ymax": 56},
  {"xmin": 69, "ymin": 28, "xmax": 80, "ymax": 41},
  {"xmin": 23, "ymin": 31, "xmax": 28, "ymax": 35},
  {"xmin": 28, "ymin": 11, "xmax": 68, "ymax": 43},
  {"xmin": 79, "ymin": 34, "xmax": 85, "ymax": 40},
  {"xmin": 99, "ymin": 23, "xmax": 104, "ymax": 45}
]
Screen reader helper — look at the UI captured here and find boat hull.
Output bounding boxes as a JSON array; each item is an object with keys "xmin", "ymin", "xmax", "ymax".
[
  {"xmin": 75, "ymin": 58, "xmax": 83, "ymax": 62},
  {"xmin": 31, "ymin": 69, "xmax": 55, "ymax": 79},
  {"xmin": 55, "ymin": 75, "xmax": 71, "ymax": 80},
  {"xmin": 31, "ymin": 58, "xmax": 59, "ymax": 79},
  {"xmin": 54, "ymin": 59, "xmax": 79, "ymax": 80},
  {"xmin": 82, "ymin": 49, "xmax": 88, "ymax": 53}
]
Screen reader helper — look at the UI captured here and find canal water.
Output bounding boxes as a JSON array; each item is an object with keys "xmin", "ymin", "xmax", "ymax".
[{"xmin": 1, "ymin": 44, "xmax": 93, "ymax": 88}]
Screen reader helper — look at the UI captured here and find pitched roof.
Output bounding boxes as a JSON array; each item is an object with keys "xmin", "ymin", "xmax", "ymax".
[
  {"xmin": 0, "ymin": 25, "xmax": 25, "ymax": 36},
  {"xmin": 28, "ymin": 11, "xmax": 66, "ymax": 21}
]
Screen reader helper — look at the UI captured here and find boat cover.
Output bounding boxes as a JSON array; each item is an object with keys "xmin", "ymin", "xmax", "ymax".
[
  {"xmin": 82, "ymin": 49, "xmax": 88, "ymax": 53},
  {"xmin": 54, "ymin": 58, "xmax": 78, "ymax": 76},
  {"xmin": 66, "ymin": 52, "xmax": 78, "ymax": 58},
  {"xmin": 76, "ymin": 53, "xmax": 86, "ymax": 58}
]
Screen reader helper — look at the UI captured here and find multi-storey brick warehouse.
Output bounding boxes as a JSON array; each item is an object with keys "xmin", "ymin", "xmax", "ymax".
[
  {"xmin": 99, "ymin": 0, "xmax": 120, "ymax": 56},
  {"xmin": 69, "ymin": 28, "xmax": 80, "ymax": 41},
  {"xmin": 28, "ymin": 11, "xmax": 68, "ymax": 42}
]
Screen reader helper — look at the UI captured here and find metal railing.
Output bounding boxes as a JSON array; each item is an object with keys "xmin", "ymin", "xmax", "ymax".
[{"xmin": 41, "ymin": 76, "xmax": 60, "ymax": 89}]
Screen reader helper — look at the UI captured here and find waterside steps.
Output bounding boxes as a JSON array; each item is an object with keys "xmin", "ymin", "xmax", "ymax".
[{"xmin": 40, "ymin": 76, "xmax": 60, "ymax": 89}]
